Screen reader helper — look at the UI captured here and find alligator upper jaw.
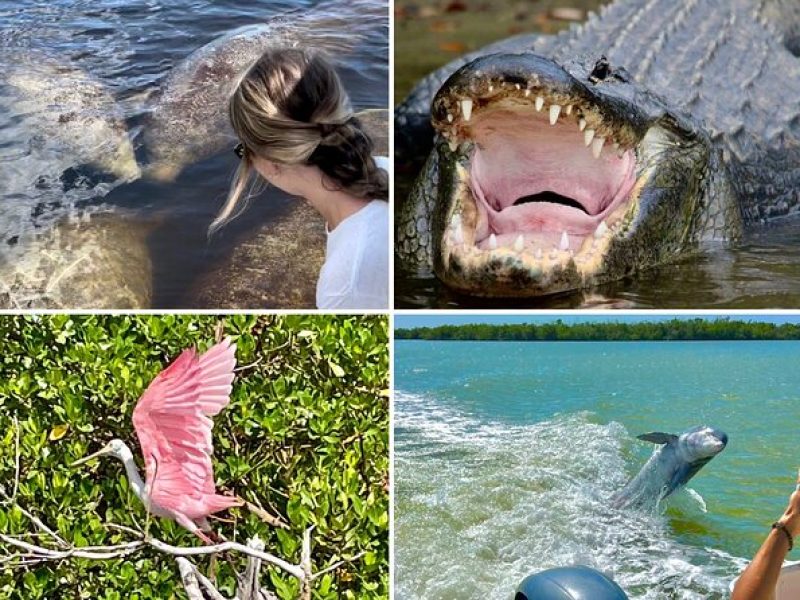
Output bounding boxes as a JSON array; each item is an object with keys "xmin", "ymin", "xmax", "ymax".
[{"xmin": 430, "ymin": 59, "xmax": 656, "ymax": 296}]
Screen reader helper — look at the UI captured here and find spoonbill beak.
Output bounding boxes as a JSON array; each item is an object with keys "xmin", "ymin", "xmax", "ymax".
[{"xmin": 70, "ymin": 444, "xmax": 113, "ymax": 467}]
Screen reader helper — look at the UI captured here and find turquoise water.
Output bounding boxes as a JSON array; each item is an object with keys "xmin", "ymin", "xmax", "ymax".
[{"xmin": 394, "ymin": 340, "xmax": 800, "ymax": 599}]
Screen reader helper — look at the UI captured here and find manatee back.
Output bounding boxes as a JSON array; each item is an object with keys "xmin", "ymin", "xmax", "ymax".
[{"xmin": 143, "ymin": 0, "xmax": 387, "ymax": 181}]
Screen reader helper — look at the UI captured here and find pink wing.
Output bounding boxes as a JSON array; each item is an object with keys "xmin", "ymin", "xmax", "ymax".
[{"xmin": 132, "ymin": 338, "xmax": 238, "ymax": 516}]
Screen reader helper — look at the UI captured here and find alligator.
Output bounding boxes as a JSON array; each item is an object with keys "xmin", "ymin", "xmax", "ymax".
[{"xmin": 395, "ymin": 0, "xmax": 800, "ymax": 297}]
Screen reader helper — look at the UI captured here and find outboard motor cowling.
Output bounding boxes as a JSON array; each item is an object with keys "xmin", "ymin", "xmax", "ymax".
[{"xmin": 515, "ymin": 566, "xmax": 629, "ymax": 600}]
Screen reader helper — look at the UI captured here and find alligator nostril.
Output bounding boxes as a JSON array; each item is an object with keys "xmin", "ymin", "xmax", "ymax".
[{"xmin": 589, "ymin": 55, "xmax": 611, "ymax": 83}]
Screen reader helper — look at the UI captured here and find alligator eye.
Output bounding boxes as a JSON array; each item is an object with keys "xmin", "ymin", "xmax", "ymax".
[{"xmin": 589, "ymin": 56, "xmax": 611, "ymax": 83}]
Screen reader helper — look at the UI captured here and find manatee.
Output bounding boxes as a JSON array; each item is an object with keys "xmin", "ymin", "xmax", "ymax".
[
  {"xmin": 1, "ymin": 51, "xmax": 140, "ymax": 182},
  {"xmin": 187, "ymin": 109, "xmax": 388, "ymax": 308},
  {"xmin": 0, "ymin": 212, "xmax": 153, "ymax": 309},
  {"xmin": 143, "ymin": 0, "xmax": 387, "ymax": 182}
]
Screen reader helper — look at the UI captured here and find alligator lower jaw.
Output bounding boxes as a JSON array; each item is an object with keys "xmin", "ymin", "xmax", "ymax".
[{"xmin": 434, "ymin": 88, "xmax": 651, "ymax": 297}]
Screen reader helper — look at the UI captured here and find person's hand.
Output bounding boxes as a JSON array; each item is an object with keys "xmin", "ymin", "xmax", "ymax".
[{"xmin": 778, "ymin": 469, "xmax": 800, "ymax": 537}]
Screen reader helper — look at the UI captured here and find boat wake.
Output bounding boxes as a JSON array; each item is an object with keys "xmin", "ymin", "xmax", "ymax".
[{"xmin": 394, "ymin": 391, "xmax": 747, "ymax": 599}]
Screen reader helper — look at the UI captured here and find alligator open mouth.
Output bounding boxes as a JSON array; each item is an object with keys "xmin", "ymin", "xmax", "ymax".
[
  {"xmin": 467, "ymin": 99, "xmax": 637, "ymax": 256},
  {"xmin": 428, "ymin": 54, "xmax": 672, "ymax": 296}
]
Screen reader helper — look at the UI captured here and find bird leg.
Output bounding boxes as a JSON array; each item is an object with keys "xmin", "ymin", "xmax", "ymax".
[{"xmin": 176, "ymin": 514, "xmax": 216, "ymax": 545}]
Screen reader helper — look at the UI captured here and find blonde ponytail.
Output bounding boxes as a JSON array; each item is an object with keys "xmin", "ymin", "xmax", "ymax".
[{"xmin": 212, "ymin": 48, "xmax": 387, "ymax": 233}]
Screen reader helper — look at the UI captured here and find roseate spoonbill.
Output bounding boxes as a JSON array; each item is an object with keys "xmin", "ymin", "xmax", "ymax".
[{"xmin": 72, "ymin": 338, "xmax": 243, "ymax": 543}]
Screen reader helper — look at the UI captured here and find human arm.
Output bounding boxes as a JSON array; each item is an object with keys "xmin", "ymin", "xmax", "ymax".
[{"xmin": 731, "ymin": 471, "xmax": 800, "ymax": 600}]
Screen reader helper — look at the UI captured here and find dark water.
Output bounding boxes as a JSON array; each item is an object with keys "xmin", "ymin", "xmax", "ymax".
[
  {"xmin": 395, "ymin": 220, "xmax": 800, "ymax": 308},
  {"xmin": 0, "ymin": 0, "xmax": 387, "ymax": 308}
]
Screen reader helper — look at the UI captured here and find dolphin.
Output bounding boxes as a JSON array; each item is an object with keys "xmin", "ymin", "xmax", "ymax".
[{"xmin": 611, "ymin": 426, "xmax": 728, "ymax": 510}]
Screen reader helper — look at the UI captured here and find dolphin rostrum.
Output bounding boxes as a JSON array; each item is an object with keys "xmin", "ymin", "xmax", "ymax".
[{"xmin": 611, "ymin": 426, "xmax": 728, "ymax": 510}]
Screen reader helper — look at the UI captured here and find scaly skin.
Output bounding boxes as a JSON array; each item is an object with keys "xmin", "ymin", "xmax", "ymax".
[{"xmin": 396, "ymin": 0, "xmax": 800, "ymax": 297}]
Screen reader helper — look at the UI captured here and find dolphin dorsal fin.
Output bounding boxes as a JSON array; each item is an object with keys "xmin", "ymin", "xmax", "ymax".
[{"xmin": 637, "ymin": 432, "xmax": 678, "ymax": 445}]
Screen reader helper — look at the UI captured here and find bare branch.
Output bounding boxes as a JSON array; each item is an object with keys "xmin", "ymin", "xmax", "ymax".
[
  {"xmin": 300, "ymin": 526, "xmax": 314, "ymax": 600},
  {"xmin": 309, "ymin": 551, "xmax": 367, "ymax": 581},
  {"xmin": 0, "ymin": 534, "xmax": 142, "ymax": 560},
  {"xmin": 146, "ymin": 538, "xmax": 305, "ymax": 580},
  {"xmin": 234, "ymin": 356, "xmax": 263, "ymax": 372},
  {"xmin": 194, "ymin": 567, "xmax": 230, "ymax": 600},
  {"xmin": 0, "ymin": 482, "xmax": 370, "ymax": 599},
  {"xmin": 177, "ymin": 557, "xmax": 229, "ymax": 600},
  {"xmin": 177, "ymin": 557, "xmax": 206, "ymax": 600},
  {"xmin": 0, "ymin": 486, "xmax": 67, "ymax": 549},
  {"xmin": 238, "ymin": 535, "xmax": 264, "ymax": 599},
  {"xmin": 244, "ymin": 501, "xmax": 288, "ymax": 529},
  {"xmin": 105, "ymin": 523, "xmax": 142, "ymax": 538},
  {"xmin": 0, "ymin": 532, "xmax": 306, "ymax": 578}
]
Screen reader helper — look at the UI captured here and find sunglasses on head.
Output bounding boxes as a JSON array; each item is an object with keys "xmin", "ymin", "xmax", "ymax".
[{"xmin": 233, "ymin": 143, "xmax": 245, "ymax": 159}]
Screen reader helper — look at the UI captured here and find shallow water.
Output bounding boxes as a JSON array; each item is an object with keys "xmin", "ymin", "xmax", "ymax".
[
  {"xmin": 0, "ymin": 0, "xmax": 387, "ymax": 308},
  {"xmin": 395, "ymin": 340, "xmax": 800, "ymax": 598}
]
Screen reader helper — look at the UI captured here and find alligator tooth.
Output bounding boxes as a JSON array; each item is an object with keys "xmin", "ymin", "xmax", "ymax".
[
  {"xmin": 565, "ymin": 104, "xmax": 573, "ymax": 115},
  {"xmin": 592, "ymin": 137, "xmax": 605, "ymax": 159},
  {"xmin": 524, "ymin": 89, "xmax": 531, "ymax": 97},
  {"xmin": 489, "ymin": 233, "xmax": 497, "ymax": 250},
  {"xmin": 514, "ymin": 234, "xmax": 525, "ymax": 252},
  {"xmin": 448, "ymin": 139, "xmax": 458, "ymax": 152},
  {"xmin": 594, "ymin": 221, "xmax": 608, "ymax": 238},
  {"xmin": 489, "ymin": 85, "xmax": 494, "ymax": 93},
  {"xmin": 560, "ymin": 231, "xmax": 569, "ymax": 251},
  {"xmin": 515, "ymin": 83, "xmax": 521, "ymax": 90},
  {"xmin": 461, "ymin": 99, "xmax": 473, "ymax": 121},
  {"xmin": 535, "ymin": 96, "xmax": 544, "ymax": 111},
  {"xmin": 447, "ymin": 113, "xmax": 454, "ymax": 123},
  {"xmin": 584, "ymin": 128, "xmax": 595, "ymax": 146},
  {"xmin": 549, "ymin": 104, "xmax": 561, "ymax": 125},
  {"xmin": 535, "ymin": 247, "xmax": 543, "ymax": 259},
  {"xmin": 578, "ymin": 118, "xmax": 587, "ymax": 131},
  {"xmin": 612, "ymin": 141, "xmax": 620, "ymax": 150}
]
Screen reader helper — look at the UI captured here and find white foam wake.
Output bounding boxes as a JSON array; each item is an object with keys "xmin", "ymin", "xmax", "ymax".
[{"xmin": 394, "ymin": 391, "xmax": 746, "ymax": 600}]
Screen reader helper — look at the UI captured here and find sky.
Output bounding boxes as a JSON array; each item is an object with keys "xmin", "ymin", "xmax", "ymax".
[{"xmin": 394, "ymin": 314, "xmax": 800, "ymax": 329}]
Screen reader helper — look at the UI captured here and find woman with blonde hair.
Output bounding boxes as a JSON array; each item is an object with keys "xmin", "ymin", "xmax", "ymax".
[{"xmin": 215, "ymin": 47, "xmax": 389, "ymax": 309}]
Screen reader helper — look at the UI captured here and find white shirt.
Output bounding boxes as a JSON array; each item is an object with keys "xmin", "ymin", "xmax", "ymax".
[{"xmin": 316, "ymin": 156, "xmax": 389, "ymax": 309}]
